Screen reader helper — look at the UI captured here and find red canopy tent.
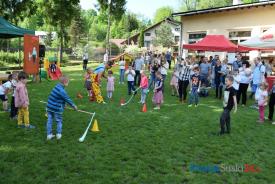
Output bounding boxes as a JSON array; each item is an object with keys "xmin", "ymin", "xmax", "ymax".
[
  {"xmin": 183, "ymin": 34, "xmax": 271, "ymax": 52},
  {"xmin": 183, "ymin": 35, "xmax": 238, "ymax": 52}
]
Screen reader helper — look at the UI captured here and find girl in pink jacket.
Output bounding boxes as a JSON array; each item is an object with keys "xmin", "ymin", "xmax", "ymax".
[
  {"xmin": 139, "ymin": 71, "xmax": 148, "ymax": 104},
  {"xmin": 15, "ymin": 72, "xmax": 35, "ymax": 129}
]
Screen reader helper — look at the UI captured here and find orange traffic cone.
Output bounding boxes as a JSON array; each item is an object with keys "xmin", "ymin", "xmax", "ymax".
[
  {"xmin": 142, "ymin": 103, "xmax": 147, "ymax": 112},
  {"xmin": 120, "ymin": 98, "xmax": 125, "ymax": 106},
  {"xmin": 77, "ymin": 92, "xmax": 83, "ymax": 99}
]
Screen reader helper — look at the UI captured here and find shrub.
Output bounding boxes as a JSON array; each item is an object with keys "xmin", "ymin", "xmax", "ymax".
[{"xmin": 0, "ymin": 51, "xmax": 23, "ymax": 64}]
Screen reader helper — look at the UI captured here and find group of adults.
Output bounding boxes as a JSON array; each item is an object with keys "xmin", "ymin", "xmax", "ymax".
[{"xmin": 174, "ymin": 53, "xmax": 270, "ymax": 105}]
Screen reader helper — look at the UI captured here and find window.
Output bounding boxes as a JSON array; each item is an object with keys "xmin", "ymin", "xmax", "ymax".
[
  {"xmin": 229, "ymin": 30, "xmax": 251, "ymax": 45},
  {"xmin": 144, "ymin": 41, "xmax": 151, "ymax": 48},
  {"xmin": 229, "ymin": 31, "xmax": 251, "ymax": 38},
  {"xmin": 230, "ymin": 40, "xmax": 238, "ymax": 45},
  {"xmin": 188, "ymin": 32, "xmax": 206, "ymax": 44},
  {"xmin": 145, "ymin": 33, "xmax": 151, "ymax": 36},
  {"xmin": 175, "ymin": 36, "xmax": 180, "ymax": 43}
]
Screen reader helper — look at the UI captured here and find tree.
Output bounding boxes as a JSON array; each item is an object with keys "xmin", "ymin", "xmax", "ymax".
[
  {"xmin": 153, "ymin": 6, "xmax": 174, "ymax": 23},
  {"xmin": 179, "ymin": 0, "xmax": 199, "ymax": 11},
  {"xmin": 44, "ymin": 32, "xmax": 53, "ymax": 47},
  {"xmin": 152, "ymin": 22, "xmax": 174, "ymax": 48},
  {"xmin": 41, "ymin": 0, "xmax": 80, "ymax": 62},
  {"xmin": 0, "ymin": 0, "xmax": 37, "ymax": 24},
  {"xmin": 89, "ymin": 10, "xmax": 108, "ymax": 42},
  {"xmin": 110, "ymin": 12, "xmax": 140, "ymax": 39},
  {"xmin": 97, "ymin": 0, "xmax": 126, "ymax": 20},
  {"xmin": 198, "ymin": 0, "xmax": 231, "ymax": 9},
  {"xmin": 138, "ymin": 29, "xmax": 144, "ymax": 48},
  {"xmin": 179, "ymin": 0, "xmax": 257, "ymax": 11},
  {"xmin": 69, "ymin": 8, "xmax": 86, "ymax": 48},
  {"xmin": 97, "ymin": 0, "xmax": 126, "ymax": 51}
]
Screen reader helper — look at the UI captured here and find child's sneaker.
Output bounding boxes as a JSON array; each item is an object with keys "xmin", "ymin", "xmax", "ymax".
[
  {"xmin": 25, "ymin": 124, "xmax": 36, "ymax": 129},
  {"xmin": 195, "ymin": 104, "xmax": 198, "ymax": 107},
  {"xmin": 56, "ymin": 134, "xmax": 62, "ymax": 140},
  {"xmin": 47, "ymin": 134, "xmax": 55, "ymax": 140},
  {"xmin": 188, "ymin": 104, "xmax": 192, "ymax": 108}
]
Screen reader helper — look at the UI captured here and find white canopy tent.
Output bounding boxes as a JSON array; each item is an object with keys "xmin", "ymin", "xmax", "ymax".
[{"xmin": 240, "ymin": 27, "xmax": 275, "ymax": 49}]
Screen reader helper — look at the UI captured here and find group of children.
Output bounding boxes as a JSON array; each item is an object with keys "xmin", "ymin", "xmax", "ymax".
[
  {"xmin": 0, "ymin": 71, "xmax": 77, "ymax": 140},
  {"xmin": 83, "ymin": 65, "xmax": 164, "ymax": 110},
  {"xmin": 0, "ymin": 72, "xmax": 35, "ymax": 129}
]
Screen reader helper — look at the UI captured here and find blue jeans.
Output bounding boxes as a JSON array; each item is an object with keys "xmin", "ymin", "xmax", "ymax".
[
  {"xmin": 149, "ymin": 73, "xmax": 156, "ymax": 89},
  {"xmin": 189, "ymin": 90, "xmax": 199, "ymax": 105},
  {"xmin": 119, "ymin": 69, "xmax": 125, "ymax": 83},
  {"xmin": 252, "ymin": 83, "xmax": 260, "ymax": 93},
  {"xmin": 201, "ymin": 74, "xmax": 209, "ymax": 87},
  {"xmin": 47, "ymin": 111, "xmax": 63, "ymax": 135},
  {"xmin": 141, "ymin": 88, "xmax": 148, "ymax": 103},
  {"xmin": 128, "ymin": 81, "xmax": 135, "ymax": 95}
]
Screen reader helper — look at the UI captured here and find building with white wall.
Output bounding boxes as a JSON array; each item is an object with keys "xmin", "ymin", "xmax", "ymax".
[
  {"xmin": 121, "ymin": 18, "xmax": 181, "ymax": 50},
  {"xmin": 172, "ymin": 0, "xmax": 275, "ymax": 60}
]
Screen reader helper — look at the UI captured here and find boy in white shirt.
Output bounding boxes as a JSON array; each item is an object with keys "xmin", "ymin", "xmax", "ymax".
[
  {"xmin": 0, "ymin": 74, "xmax": 12, "ymax": 111},
  {"xmin": 125, "ymin": 66, "xmax": 136, "ymax": 95}
]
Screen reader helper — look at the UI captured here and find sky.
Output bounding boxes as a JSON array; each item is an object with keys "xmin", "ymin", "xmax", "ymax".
[{"xmin": 80, "ymin": 0, "xmax": 180, "ymax": 20}]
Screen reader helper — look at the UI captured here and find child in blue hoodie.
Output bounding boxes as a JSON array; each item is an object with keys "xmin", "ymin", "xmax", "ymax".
[{"xmin": 46, "ymin": 75, "xmax": 77, "ymax": 140}]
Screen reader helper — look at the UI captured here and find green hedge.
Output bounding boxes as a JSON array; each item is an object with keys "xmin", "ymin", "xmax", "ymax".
[
  {"xmin": 0, "ymin": 51, "xmax": 23, "ymax": 64},
  {"xmin": 0, "ymin": 50, "xmax": 69, "ymax": 65}
]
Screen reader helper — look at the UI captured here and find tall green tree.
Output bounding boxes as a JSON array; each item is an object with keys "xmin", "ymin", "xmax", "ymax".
[
  {"xmin": 138, "ymin": 29, "xmax": 144, "ymax": 48},
  {"xmin": 0, "ymin": 0, "xmax": 37, "ymax": 24},
  {"xmin": 152, "ymin": 22, "xmax": 174, "ymax": 48},
  {"xmin": 179, "ymin": 0, "xmax": 199, "ymax": 11},
  {"xmin": 97, "ymin": 0, "xmax": 126, "ymax": 50},
  {"xmin": 69, "ymin": 7, "xmax": 86, "ymax": 48},
  {"xmin": 41, "ymin": 0, "xmax": 80, "ymax": 62},
  {"xmin": 153, "ymin": 6, "xmax": 174, "ymax": 23},
  {"xmin": 198, "ymin": 0, "xmax": 231, "ymax": 9},
  {"xmin": 179, "ymin": 0, "xmax": 258, "ymax": 11},
  {"xmin": 97, "ymin": 0, "xmax": 126, "ymax": 20}
]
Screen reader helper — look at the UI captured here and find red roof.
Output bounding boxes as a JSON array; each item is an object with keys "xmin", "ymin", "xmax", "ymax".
[{"xmin": 183, "ymin": 35, "xmax": 238, "ymax": 52}]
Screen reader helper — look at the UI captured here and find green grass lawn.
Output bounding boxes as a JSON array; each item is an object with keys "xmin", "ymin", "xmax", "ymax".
[{"xmin": 0, "ymin": 64, "xmax": 275, "ymax": 184}]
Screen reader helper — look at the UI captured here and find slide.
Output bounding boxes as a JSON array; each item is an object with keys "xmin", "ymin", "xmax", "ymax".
[{"xmin": 48, "ymin": 67, "xmax": 62, "ymax": 80}]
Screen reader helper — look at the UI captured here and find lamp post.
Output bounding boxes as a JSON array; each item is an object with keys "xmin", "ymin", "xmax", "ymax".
[{"xmin": 106, "ymin": 0, "xmax": 111, "ymax": 57}]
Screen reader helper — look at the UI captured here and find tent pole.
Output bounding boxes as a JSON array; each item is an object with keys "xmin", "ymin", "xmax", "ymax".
[{"xmin": 19, "ymin": 37, "xmax": 21, "ymax": 68}]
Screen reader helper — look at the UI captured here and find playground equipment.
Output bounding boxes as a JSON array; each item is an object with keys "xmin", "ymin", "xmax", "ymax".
[
  {"xmin": 110, "ymin": 52, "xmax": 133, "ymax": 69},
  {"xmin": 44, "ymin": 56, "xmax": 62, "ymax": 80}
]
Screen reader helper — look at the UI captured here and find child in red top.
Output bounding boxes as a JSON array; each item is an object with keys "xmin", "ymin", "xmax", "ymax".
[{"xmin": 139, "ymin": 70, "xmax": 148, "ymax": 104}]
